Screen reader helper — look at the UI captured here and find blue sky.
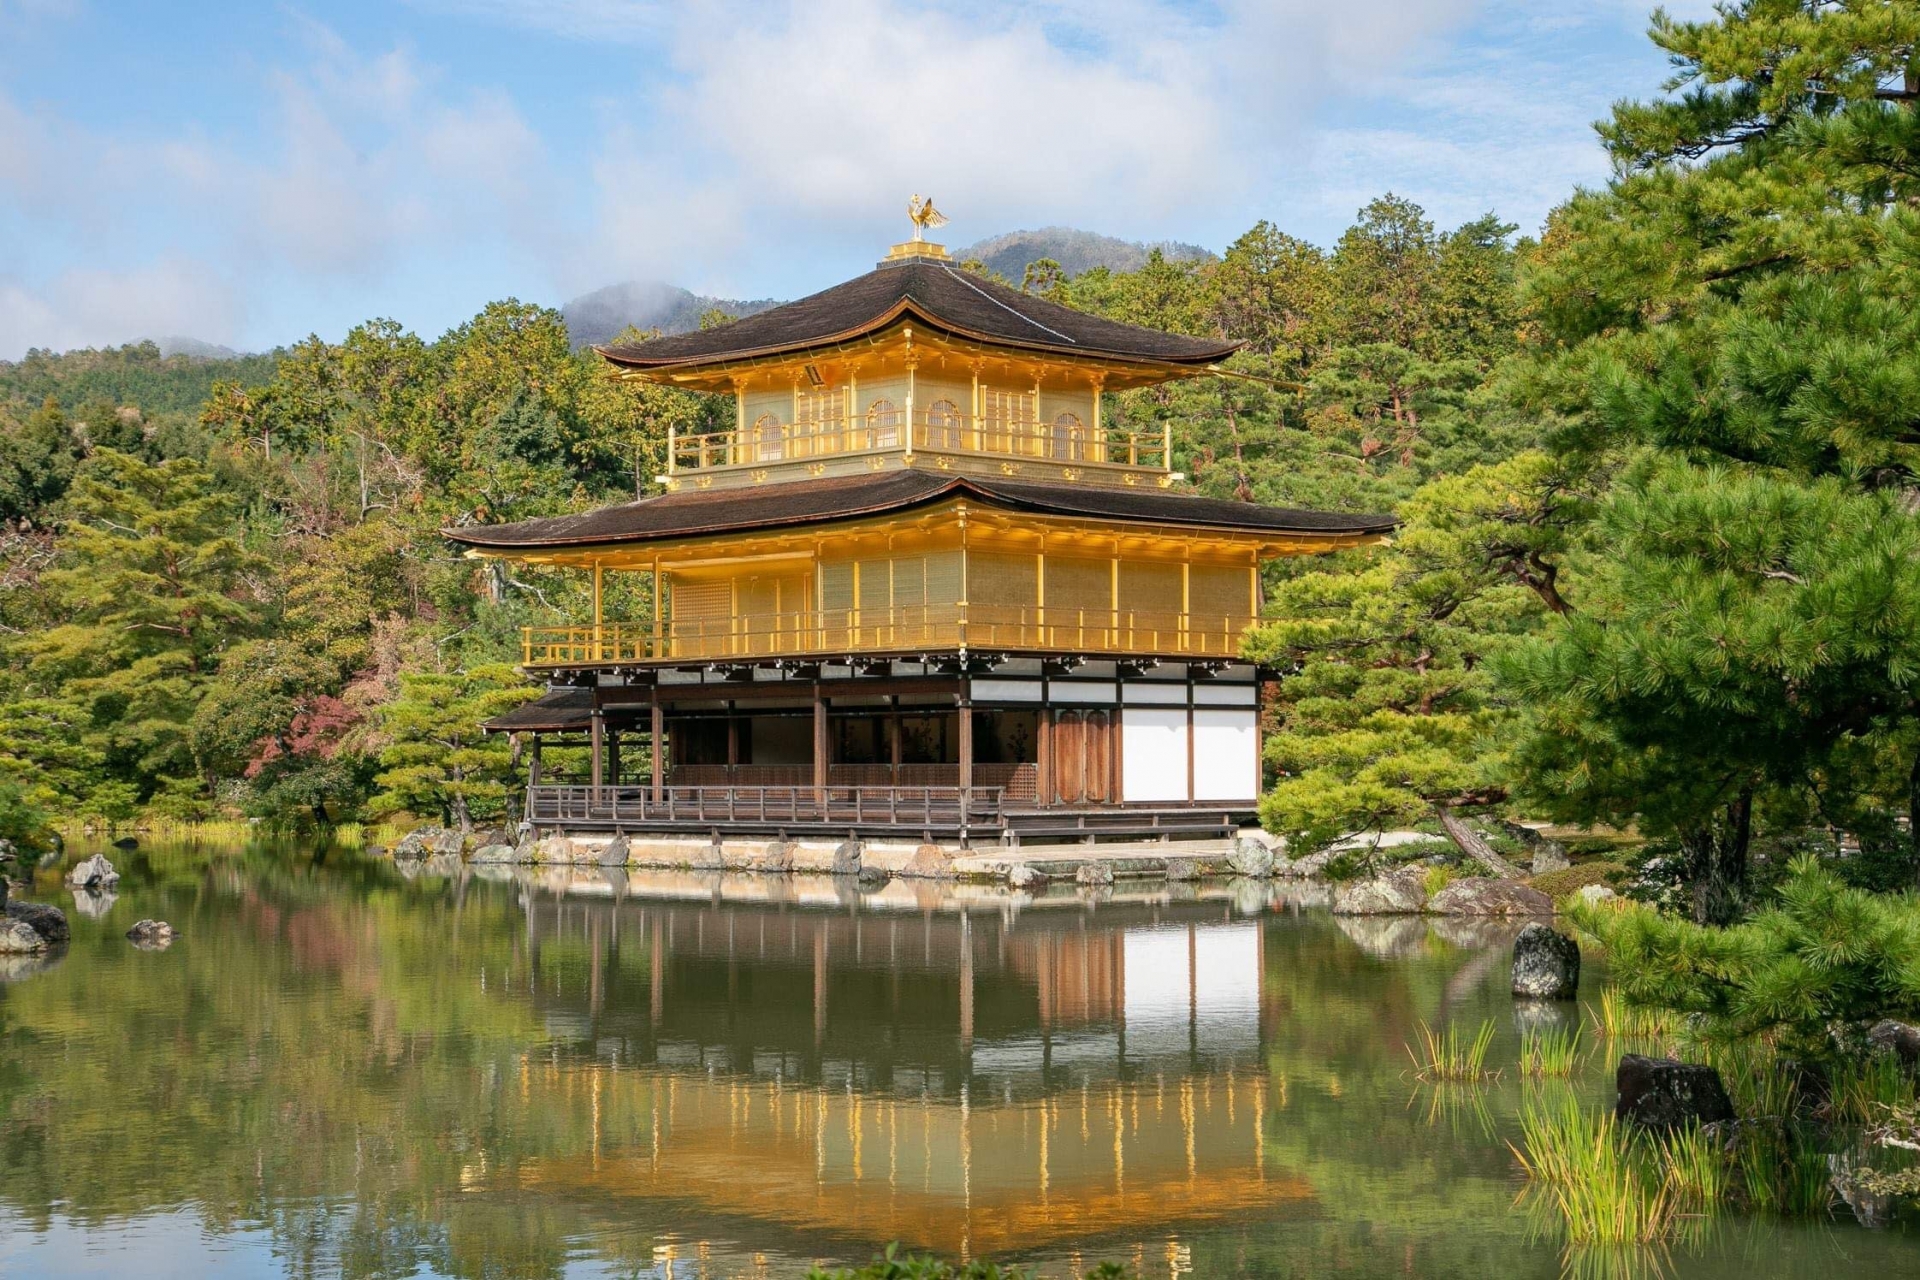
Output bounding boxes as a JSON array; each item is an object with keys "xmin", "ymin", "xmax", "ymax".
[{"xmin": 0, "ymin": 0, "xmax": 1716, "ymax": 359}]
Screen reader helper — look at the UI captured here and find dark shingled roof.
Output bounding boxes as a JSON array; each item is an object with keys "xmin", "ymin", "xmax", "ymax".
[
  {"xmin": 445, "ymin": 470, "xmax": 1395, "ymax": 551},
  {"xmin": 482, "ymin": 687, "xmax": 592, "ymax": 733},
  {"xmin": 596, "ymin": 260, "xmax": 1241, "ymax": 370}
]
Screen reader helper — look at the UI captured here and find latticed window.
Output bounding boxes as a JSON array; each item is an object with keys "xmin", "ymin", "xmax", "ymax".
[
  {"xmin": 924, "ymin": 398, "xmax": 962, "ymax": 450},
  {"xmin": 981, "ymin": 388, "xmax": 1035, "ymax": 455},
  {"xmin": 866, "ymin": 398, "xmax": 901, "ymax": 449},
  {"xmin": 1051, "ymin": 411, "xmax": 1085, "ymax": 461},
  {"xmin": 798, "ymin": 389, "xmax": 842, "ymax": 453},
  {"xmin": 753, "ymin": 413, "xmax": 783, "ymax": 462}
]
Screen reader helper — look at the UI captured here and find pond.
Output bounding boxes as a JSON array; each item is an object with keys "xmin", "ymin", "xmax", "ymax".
[{"xmin": 0, "ymin": 843, "xmax": 1909, "ymax": 1279}]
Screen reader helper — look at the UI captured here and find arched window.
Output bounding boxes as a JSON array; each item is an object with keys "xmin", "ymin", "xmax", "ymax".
[
  {"xmin": 1051, "ymin": 411, "xmax": 1084, "ymax": 461},
  {"xmin": 924, "ymin": 398, "xmax": 962, "ymax": 450},
  {"xmin": 753, "ymin": 412, "xmax": 784, "ymax": 462},
  {"xmin": 866, "ymin": 398, "xmax": 901, "ymax": 449}
]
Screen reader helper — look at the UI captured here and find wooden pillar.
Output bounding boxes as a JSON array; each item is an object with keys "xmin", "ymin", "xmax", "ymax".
[
  {"xmin": 1037, "ymin": 705, "xmax": 1053, "ymax": 808},
  {"xmin": 813, "ymin": 684, "xmax": 828, "ymax": 810},
  {"xmin": 957, "ymin": 696, "xmax": 973, "ymax": 799},
  {"xmin": 888, "ymin": 699, "xmax": 902, "ymax": 784},
  {"xmin": 726, "ymin": 706, "xmax": 739, "ymax": 777},
  {"xmin": 529, "ymin": 735, "xmax": 543, "ymax": 786},
  {"xmin": 649, "ymin": 698, "xmax": 664, "ymax": 805},
  {"xmin": 590, "ymin": 707, "xmax": 605, "ymax": 791}
]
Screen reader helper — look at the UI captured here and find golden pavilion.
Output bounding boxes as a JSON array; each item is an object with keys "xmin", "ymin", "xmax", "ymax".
[{"xmin": 449, "ymin": 212, "xmax": 1392, "ymax": 843}]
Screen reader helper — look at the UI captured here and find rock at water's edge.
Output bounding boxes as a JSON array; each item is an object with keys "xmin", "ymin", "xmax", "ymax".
[
  {"xmin": 1276, "ymin": 850, "xmax": 1335, "ymax": 880},
  {"xmin": 1615, "ymin": 1054, "xmax": 1735, "ymax": 1130},
  {"xmin": 1330, "ymin": 868, "xmax": 1427, "ymax": 915},
  {"xmin": 1511, "ymin": 923, "xmax": 1581, "ymax": 999},
  {"xmin": 1007, "ymin": 864, "xmax": 1049, "ymax": 891},
  {"xmin": 1429, "ymin": 877, "xmax": 1554, "ymax": 916},
  {"xmin": 1164, "ymin": 856, "xmax": 1201, "ymax": 882},
  {"xmin": 855, "ymin": 864, "xmax": 891, "ymax": 889},
  {"xmin": 468, "ymin": 843, "xmax": 518, "ymax": 864},
  {"xmin": 6, "ymin": 900, "xmax": 69, "ymax": 946},
  {"xmin": 832, "ymin": 840, "xmax": 863, "ymax": 876},
  {"xmin": 597, "ymin": 835, "xmax": 632, "ymax": 868},
  {"xmin": 394, "ymin": 827, "xmax": 463, "ymax": 860},
  {"xmin": 903, "ymin": 844, "xmax": 954, "ymax": 879},
  {"xmin": 0, "ymin": 919, "xmax": 46, "ymax": 954},
  {"xmin": 1227, "ymin": 837, "xmax": 1275, "ymax": 879},
  {"xmin": 755, "ymin": 841, "xmax": 797, "ymax": 872},
  {"xmin": 1075, "ymin": 862, "xmax": 1115, "ymax": 888}
]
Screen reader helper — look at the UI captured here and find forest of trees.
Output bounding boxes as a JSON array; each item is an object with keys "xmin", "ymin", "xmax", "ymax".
[{"xmin": 4, "ymin": 2, "xmax": 1919, "ymax": 932}]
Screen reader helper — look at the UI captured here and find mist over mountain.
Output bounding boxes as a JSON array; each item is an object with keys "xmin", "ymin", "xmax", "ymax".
[
  {"xmin": 559, "ymin": 281, "xmax": 778, "ymax": 350},
  {"xmin": 955, "ymin": 227, "xmax": 1213, "ymax": 283},
  {"xmin": 155, "ymin": 336, "xmax": 245, "ymax": 360}
]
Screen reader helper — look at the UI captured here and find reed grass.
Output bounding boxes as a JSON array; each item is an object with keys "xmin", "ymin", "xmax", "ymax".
[
  {"xmin": 1513, "ymin": 1097, "xmax": 1678, "ymax": 1245},
  {"xmin": 1586, "ymin": 988, "xmax": 1679, "ymax": 1043},
  {"xmin": 1730, "ymin": 1118, "xmax": 1833, "ymax": 1217},
  {"xmin": 1688, "ymin": 1039, "xmax": 1799, "ymax": 1120},
  {"xmin": 1826, "ymin": 1053, "xmax": 1917, "ymax": 1125},
  {"xmin": 1521, "ymin": 1024, "xmax": 1585, "ymax": 1078},
  {"xmin": 1655, "ymin": 1124, "xmax": 1728, "ymax": 1211},
  {"xmin": 1408, "ymin": 1019, "xmax": 1500, "ymax": 1082}
]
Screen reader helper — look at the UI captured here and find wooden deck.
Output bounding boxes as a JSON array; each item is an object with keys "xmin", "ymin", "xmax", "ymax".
[{"xmin": 525, "ymin": 783, "xmax": 1251, "ymax": 843}]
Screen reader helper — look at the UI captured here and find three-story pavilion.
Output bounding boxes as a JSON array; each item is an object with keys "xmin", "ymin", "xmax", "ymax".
[{"xmin": 450, "ymin": 221, "xmax": 1393, "ymax": 845}]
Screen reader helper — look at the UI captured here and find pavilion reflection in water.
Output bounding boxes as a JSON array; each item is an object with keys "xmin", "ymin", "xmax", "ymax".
[{"xmin": 484, "ymin": 875, "xmax": 1311, "ymax": 1258}]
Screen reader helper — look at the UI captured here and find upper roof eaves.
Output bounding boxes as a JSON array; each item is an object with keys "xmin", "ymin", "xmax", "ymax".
[{"xmin": 594, "ymin": 260, "xmax": 1242, "ymax": 372}]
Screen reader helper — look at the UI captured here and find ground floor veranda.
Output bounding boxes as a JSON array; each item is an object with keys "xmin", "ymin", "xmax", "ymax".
[{"xmin": 490, "ymin": 657, "xmax": 1266, "ymax": 845}]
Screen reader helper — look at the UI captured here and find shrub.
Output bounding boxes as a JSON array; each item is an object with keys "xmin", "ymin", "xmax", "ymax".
[{"xmin": 1528, "ymin": 861, "xmax": 1627, "ymax": 900}]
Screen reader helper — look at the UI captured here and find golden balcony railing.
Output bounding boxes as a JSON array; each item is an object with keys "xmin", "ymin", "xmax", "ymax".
[
  {"xmin": 670, "ymin": 411, "xmax": 1168, "ymax": 472},
  {"xmin": 521, "ymin": 605, "xmax": 1253, "ymax": 667}
]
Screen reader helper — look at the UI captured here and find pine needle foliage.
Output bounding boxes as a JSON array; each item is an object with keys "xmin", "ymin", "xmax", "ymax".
[{"xmin": 1571, "ymin": 855, "xmax": 1920, "ymax": 1061}]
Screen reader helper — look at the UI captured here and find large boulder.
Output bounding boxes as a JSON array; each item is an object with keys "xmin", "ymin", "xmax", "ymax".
[
  {"xmin": 6, "ymin": 900, "xmax": 69, "ymax": 946},
  {"xmin": 692, "ymin": 840, "xmax": 726, "ymax": 871},
  {"xmin": 1163, "ymin": 856, "xmax": 1201, "ymax": 883},
  {"xmin": 65, "ymin": 853, "xmax": 120, "ymax": 891},
  {"xmin": 1511, "ymin": 923, "xmax": 1581, "ymax": 999},
  {"xmin": 1615, "ymin": 1054, "xmax": 1735, "ymax": 1131},
  {"xmin": 1429, "ymin": 877, "xmax": 1554, "ymax": 917},
  {"xmin": 465, "ymin": 828, "xmax": 511, "ymax": 852},
  {"xmin": 1867, "ymin": 1019, "xmax": 1920, "ymax": 1066},
  {"xmin": 1226, "ymin": 837, "xmax": 1275, "ymax": 879},
  {"xmin": 1330, "ymin": 867, "xmax": 1427, "ymax": 915},
  {"xmin": 126, "ymin": 919, "xmax": 177, "ymax": 950},
  {"xmin": 596, "ymin": 835, "xmax": 632, "ymax": 868},
  {"xmin": 0, "ymin": 919, "xmax": 46, "ymax": 954},
  {"xmin": 533, "ymin": 835, "xmax": 579, "ymax": 864},
  {"xmin": 468, "ymin": 843, "xmax": 518, "ymax": 864}
]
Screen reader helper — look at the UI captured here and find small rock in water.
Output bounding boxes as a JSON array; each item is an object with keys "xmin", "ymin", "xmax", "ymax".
[
  {"xmin": 1163, "ymin": 856, "xmax": 1201, "ymax": 883},
  {"xmin": 6, "ymin": 900, "xmax": 69, "ymax": 945},
  {"xmin": 126, "ymin": 919, "xmax": 177, "ymax": 949},
  {"xmin": 65, "ymin": 853, "xmax": 120, "ymax": 891},
  {"xmin": 1615, "ymin": 1054, "xmax": 1735, "ymax": 1131},
  {"xmin": 1511, "ymin": 923, "xmax": 1581, "ymax": 999},
  {"xmin": 855, "ymin": 864, "xmax": 891, "ymax": 889},
  {"xmin": 1075, "ymin": 861, "xmax": 1114, "ymax": 888},
  {"xmin": 0, "ymin": 919, "xmax": 47, "ymax": 954}
]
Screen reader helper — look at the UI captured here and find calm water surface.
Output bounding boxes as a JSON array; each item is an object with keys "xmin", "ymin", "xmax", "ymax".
[{"xmin": 0, "ymin": 843, "xmax": 1910, "ymax": 1279}]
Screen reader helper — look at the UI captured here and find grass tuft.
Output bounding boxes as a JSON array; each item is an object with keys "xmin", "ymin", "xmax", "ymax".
[
  {"xmin": 1409, "ymin": 1019, "xmax": 1500, "ymax": 1082},
  {"xmin": 1513, "ymin": 1097, "xmax": 1678, "ymax": 1245},
  {"xmin": 1521, "ymin": 1024, "xmax": 1586, "ymax": 1078},
  {"xmin": 1586, "ymin": 988, "xmax": 1678, "ymax": 1043}
]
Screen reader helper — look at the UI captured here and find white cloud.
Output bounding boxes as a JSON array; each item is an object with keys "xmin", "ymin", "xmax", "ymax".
[{"xmin": 0, "ymin": 18, "xmax": 552, "ymax": 357}]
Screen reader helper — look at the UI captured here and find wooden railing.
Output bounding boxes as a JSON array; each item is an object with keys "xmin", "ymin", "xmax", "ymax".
[
  {"xmin": 522, "ymin": 605, "xmax": 1253, "ymax": 667},
  {"xmin": 527, "ymin": 783, "xmax": 1003, "ymax": 828},
  {"xmin": 670, "ymin": 411, "xmax": 1168, "ymax": 472}
]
